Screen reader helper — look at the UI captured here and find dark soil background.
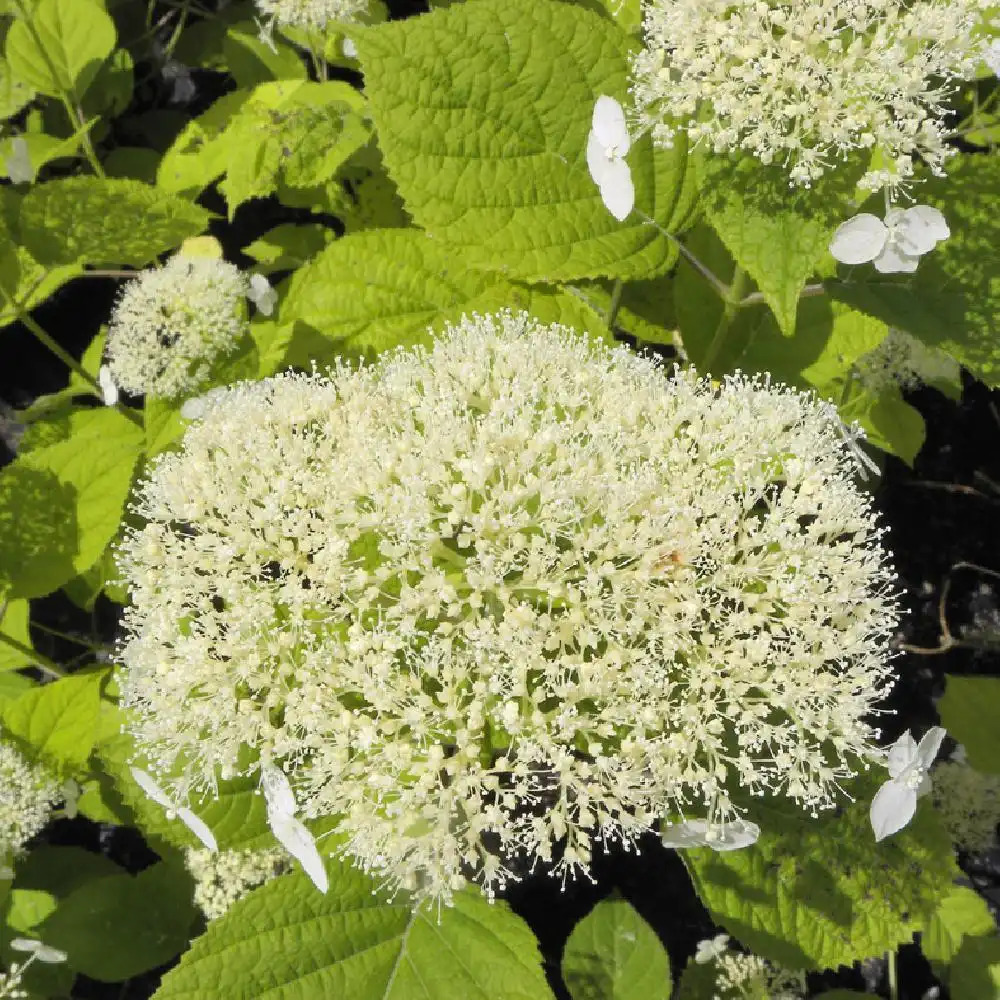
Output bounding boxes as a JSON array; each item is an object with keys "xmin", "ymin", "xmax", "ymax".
[{"xmin": 3, "ymin": 0, "xmax": 1000, "ymax": 997}]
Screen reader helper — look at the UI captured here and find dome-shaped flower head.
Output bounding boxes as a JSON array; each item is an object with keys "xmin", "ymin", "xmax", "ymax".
[
  {"xmin": 631, "ymin": 0, "xmax": 994, "ymax": 193},
  {"xmin": 1, "ymin": 738, "xmax": 60, "ymax": 858},
  {"xmin": 116, "ymin": 311, "xmax": 898, "ymax": 904},
  {"xmin": 255, "ymin": 0, "xmax": 369, "ymax": 31},
  {"xmin": 104, "ymin": 255, "xmax": 251, "ymax": 400}
]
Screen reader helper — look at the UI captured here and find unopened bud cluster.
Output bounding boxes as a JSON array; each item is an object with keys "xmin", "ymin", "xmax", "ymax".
[
  {"xmin": 117, "ymin": 310, "xmax": 897, "ymax": 904},
  {"xmin": 631, "ymin": 0, "xmax": 994, "ymax": 192}
]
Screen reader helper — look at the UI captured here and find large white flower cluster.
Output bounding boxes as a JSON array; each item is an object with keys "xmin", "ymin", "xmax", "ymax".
[
  {"xmin": 117, "ymin": 311, "xmax": 897, "ymax": 904},
  {"xmin": 1, "ymin": 739, "xmax": 60, "ymax": 859},
  {"xmin": 255, "ymin": 0, "xmax": 369, "ymax": 30},
  {"xmin": 104, "ymin": 255, "xmax": 249, "ymax": 400},
  {"xmin": 631, "ymin": 0, "xmax": 993, "ymax": 191}
]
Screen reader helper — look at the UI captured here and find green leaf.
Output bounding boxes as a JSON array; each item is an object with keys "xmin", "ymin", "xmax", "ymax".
[
  {"xmin": 17, "ymin": 176, "xmax": 211, "ymax": 268},
  {"xmin": 0, "ymin": 407, "xmax": 142, "ymax": 599},
  {"xmin": 154, "ymin": 863, "xmax": 554, "ymax": 1000},
  {"xmin": 0, "ymin": 189, "xmax": 81, "ymax": 329},
  {"xmin": 356, "ymin": 0, "xmax": 693, "ymax": 282},
  {"xmin": 241, "ymin": 222, "xmax": 336, "ymax": 273},
  {"xmin": 844, "ymin": 383, "xmax": 925, "ymax": 467},
  {"xmin": 38, "ymin": 859, "xmax": 198, "ymax": 982},
  {"xmin": 561, "ymin": 898, "xmax": 671, "ymax": 1000},
  {"xmin": 144, "ymin": 396, "xmax": 186, "ymax": 458},
  {"xmin": 922, "ymin": 885, "xmax": 996, "ymax": 966},
  {"xmin": 156, "ymin": 88, "xmax": 252, "ymax": 197},
  {"xmin": 280, "ymin": 227, "xmax": 610, "ymax": 367},
  {"xmin": 0, "ymin": 56, "xmax": 35, "ymax": 118},
  {"xmin": 0, "ymin": 597, "xmax": 32, "ymax": 672},
  {"xmin": 222, "ymin": 22, "xmax": 308, "ymax": 88},
  {"xmin": 13, "ymin": 845, "xmax": 122, "ymax": 899},
  {"xmin": 218, "ymin": 81, "xmax": 370, "ymax": 217},
  {"xmin": 938, "ymin": 676, "xmax": 1000, "ymax": 775},
  {"xmin": 951, "ymin": 935, "xmax": 1000, "ymax": 999},
  {"xmin": 6, "ymin": 888, "xmax": 57, "ymax": 933},
  {"xmin": 1, "ymin": 669, "xmax": 105, "ymax": 771},
  {"xmin": 700, "ymin": 153, "xmax": 863, "ymax": 336},
  {"xmin": 827, "ymin": 156, "xmax": 1000, "ymax": 387},
  {"xmin": 4, "ymin": 0, "xmax": 116, "ymax": 99},
  {"xmin": 682, "ymin": 774, "xmax": 960, "ymax": 971}
]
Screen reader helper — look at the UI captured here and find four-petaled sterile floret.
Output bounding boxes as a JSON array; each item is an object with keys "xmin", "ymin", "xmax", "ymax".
[
  {"xmin": 116, "ymin": 310, "xmax": 898, "ymax": 905},
  {"xmin": 631, "ymin": 0, "xmax": 994, "ymax": 193}
]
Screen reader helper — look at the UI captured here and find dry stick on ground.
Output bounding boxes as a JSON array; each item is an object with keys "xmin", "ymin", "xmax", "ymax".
[{"xmin": 897, "ymin": 562, "xmax": 1000, "ymax": 655}]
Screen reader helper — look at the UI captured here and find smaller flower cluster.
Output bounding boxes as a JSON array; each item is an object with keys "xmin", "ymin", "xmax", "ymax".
[
  {"xmin": 104, "ymin": 255, "xmax": 274, "ymax": 401},
  {"xmin": 631, "ymin": 0, "xmax": 994, "ymax": 192},
  {"xmin": 186, "ymin": 847, "xmax": 288, "ymax": 920},
  {"xmin": 851, "ymin": 328, "xmax": 960, "ymax": 395},
  {"xmin": 0, "ymin": 739, "xmax": 60, "ymax": 859},
  {"xmin": 931, "ymin": 760, "xmax": 1000, "ymax": 853},
  {"xmin": 255, "ymin": 0, "xmax": 369, "ymax": 31},
  {"xmin": 695, "ymin": 934, "xmax": 805, "ymax": 1000}
]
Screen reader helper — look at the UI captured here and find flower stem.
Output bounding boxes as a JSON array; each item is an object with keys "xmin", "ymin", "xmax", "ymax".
[
  {"xmin": 0, "ymin": 602, "xmax": 66, "ymax": 677},
  {"xmin": 701, "ymin": 266, "xmax": 749, "ymax": 372},
  {"xmin": 606, "ymin": 279, "xmax": 624, "ymax": 330},
  {"xmin": 17, "ymin": 311, "xmax": 101, "ymax": 393}
]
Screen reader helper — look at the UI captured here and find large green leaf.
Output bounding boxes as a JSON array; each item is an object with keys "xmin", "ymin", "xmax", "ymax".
[
  {"xmin": 561, "ymin": 898, "xmax": 671, "ymax": 1000},
  {"xmin": 700, "ymin": 153, "xmax": 864, "ymax": 337},
  {"xmin": 17, "ymin": 176, "xmax": 211, "ymax": 268},
  {"xmin": 0, "ymin": 55, "xmax": 35, "ymax": 118},
  {"xmin": 157, "ymin": 81, "xmax": 368, "ymax": 217},
  {"xmin": 0, "ymin": 597, "xmax": 32, "ymax": 672},
  {"xmin": 0, "ymin": 669, "xmax": 105, "ymax": 771},
  {"xmin": 38, "ymin": 859, "xmax": 198, "ymax": 982},
  {"xmin": 216, "ymin": 81, "xmax": 371, "ymax": 217},
  {"xmin": 938, "ymin": 675, "xmax": 1000, "ymax": 775},
  {"xmin": 0, "ymin": 188, "xmax": 81, "ymax": 330},
  {"xmin": 921, "ymin": 885, "xmax": 996, "ymax": 966},
  {"xmin": 0, "ymin": 407, "xmax": 142, "ymax": 599},
  {"xmin": 4, "ymin": 0, "xmax": 115, "ymax": 99},
  {"xmin": 278, "ymin": 227, "xmax": 610, "ymax": 368},
  {"xmin": 827, "ymin": 156, "xmax": 1000, "ymax": 386},
  {"xmin": 355, "ymin": 0, "xmax": 694, "ymax": 282},
  {"xmin": 951, "ymin": 935, "xmax": 1000, "ymax": 999},
  {"xmin": 154, "ymin": 863, "xmax": 555, "ymax": 1000},
  {"xmin": 682, "ymin": 774, "xmax": 959, "ymax": 971}
]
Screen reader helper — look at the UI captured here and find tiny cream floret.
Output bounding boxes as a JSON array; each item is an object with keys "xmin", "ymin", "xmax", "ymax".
[
  {"xmin": 631, "ymin": 0, "xmax": 994, "ymax": 193},
  {"xmin": 116, "ymin": 310, "xmax": 898, "ymax": 905}
]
